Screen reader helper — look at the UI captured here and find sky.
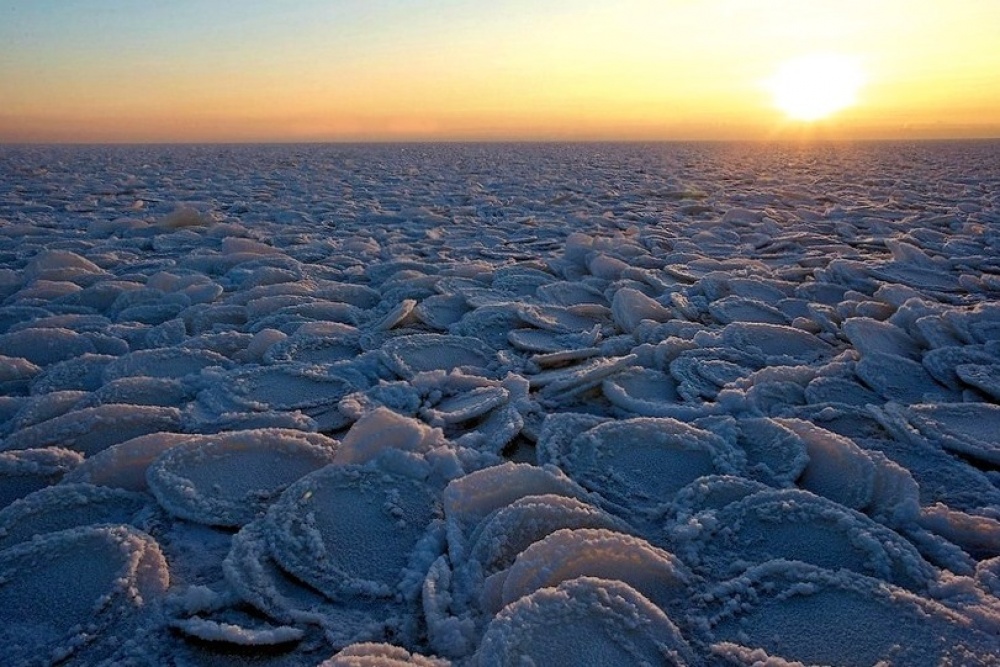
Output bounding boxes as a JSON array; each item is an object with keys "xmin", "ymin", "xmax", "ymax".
[{"xmin": 1, "ymin": 0, "xmax": 999, "ymax": 143}]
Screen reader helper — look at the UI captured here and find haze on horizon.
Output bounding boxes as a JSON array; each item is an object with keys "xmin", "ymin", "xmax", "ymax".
[{"xmin": 1, "ymin": 0, "xmax": 999, "ymax": 144}]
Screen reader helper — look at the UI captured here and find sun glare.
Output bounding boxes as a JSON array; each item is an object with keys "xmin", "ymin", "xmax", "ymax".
[{"xmin": 767, "ymin": 54, "xmax": 865, "ymax": 122}]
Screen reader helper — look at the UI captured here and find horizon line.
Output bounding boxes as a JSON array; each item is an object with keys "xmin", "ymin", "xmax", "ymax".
[{"xmin": 4, "ymin": 135, "xmax": 1000, "ymax": 148}]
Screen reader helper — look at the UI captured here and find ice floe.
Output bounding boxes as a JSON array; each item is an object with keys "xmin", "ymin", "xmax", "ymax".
[
  {"xmin": 0, "ymin": 446, "xmax": 83, "ymax": 508},
  {"xmin": 0, "ymin": 482, "xmax": 155, "ymax": 551},
  {"xmin": 477, "ymin": 577, "xmax": 697, "ymax": 667},
  {"xmin": 2, "ymin": 142, "xmax": 1000, "ymax": 664},
  {"xmin": 0, "ymin": 525, "xmax": 169, "ymax": 665},
  {"xmin": 703, "ymin": 561, "xmax": 997, "ymax": 666},
  {"xmin": 265, "ymin": 464, "xmax": 441, "ymax": 601},
  {"xmin": 147, "ymin": 429, "xmax": 340, "ymax": 526}
]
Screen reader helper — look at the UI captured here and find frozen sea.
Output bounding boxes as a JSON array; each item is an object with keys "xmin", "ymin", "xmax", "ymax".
[{"xmin": 1, "ymin": 141, "xmax": 1000, "ymax": 666}]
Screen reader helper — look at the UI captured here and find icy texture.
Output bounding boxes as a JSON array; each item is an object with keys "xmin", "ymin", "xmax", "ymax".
[
  {"xmin": 1, "ymin": 403, "xmax": 182, "ymax": 456},
  {"xmin": 320, "ymin": 642, "xmax": 450, "ymax": 666},
  {"xmin": 147, "ymin": 428, "xmax": 340, "ymax": 526},
  {"xmin": 3, "ymin": 142, "xmax": 1000, "ymax": 664},
  {"xmin": 672, "ymin": 487, "xmax": 935, "ymax": 590},
  {"xmin": 704, "ymin": 561, "xmax": 997, "ymax": 666},
  {"xmin": 265, "ymin": 464, "xmax": 440, "ymax": 600},
  {"xmin": 496, "ymin": 527, "xmax": 691, "ymax": 612},
  {"xmin": 169, "ymin": 616, "xmax": 304, "ymax": 646},
  {"xmin": 442, "ymin": 462, "xmax": 590, "ymax": 562},
  {"xmin": 0, "ymin": 482, "xmax": 154, "ymax": 551},
  {"xmin": 61, "ymin": 431, "xmax": 198, "ymax": 491},
  {"xmin": 0, "ymin": 447, "xmax": 83, "ymax": 508},
  {"xmin": 466, "ymin": 494, "xmax": 630, "ymax": 578},
  {"xmin": 0, "ymin": 525, "xmax": 169, "ymax": 665},
  {"xmin": 539, "ymin": 416, "xmax": 744, "ymax": 520},
  {"xmin": 477, "ymin": 577, "xmax": 697, "ymax": 667}
]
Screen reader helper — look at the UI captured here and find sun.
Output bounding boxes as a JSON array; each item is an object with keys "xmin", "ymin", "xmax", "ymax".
[{"xmin": 767, "ymin": 54, "xmax": 865, "ymax": 122}]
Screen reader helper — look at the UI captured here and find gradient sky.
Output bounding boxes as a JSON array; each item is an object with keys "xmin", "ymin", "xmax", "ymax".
[{"xmin": 2, "ymin": 0, "xmax": 999, "ymax": 142}]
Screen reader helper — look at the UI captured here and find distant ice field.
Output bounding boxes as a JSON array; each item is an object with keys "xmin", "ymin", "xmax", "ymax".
[{"xmin": 1, "ymin": 141, "xmax": 1000, "ymax": 666}]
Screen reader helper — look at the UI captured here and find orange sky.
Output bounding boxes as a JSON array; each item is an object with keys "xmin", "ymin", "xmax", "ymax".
[{"xmin": 2, "ymin": 0, "xmax": 999, "ymax": 142}]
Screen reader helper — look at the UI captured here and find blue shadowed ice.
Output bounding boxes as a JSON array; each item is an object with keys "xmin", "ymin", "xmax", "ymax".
[{"xmin": 2, "ymin": 142, "xmax": 1000, "ymax": 665}]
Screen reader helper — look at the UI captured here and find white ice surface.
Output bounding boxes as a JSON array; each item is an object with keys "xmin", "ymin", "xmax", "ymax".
[{"xmin": 2, "ymin": 142, "xmax": 1000, "ymax": 665}]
